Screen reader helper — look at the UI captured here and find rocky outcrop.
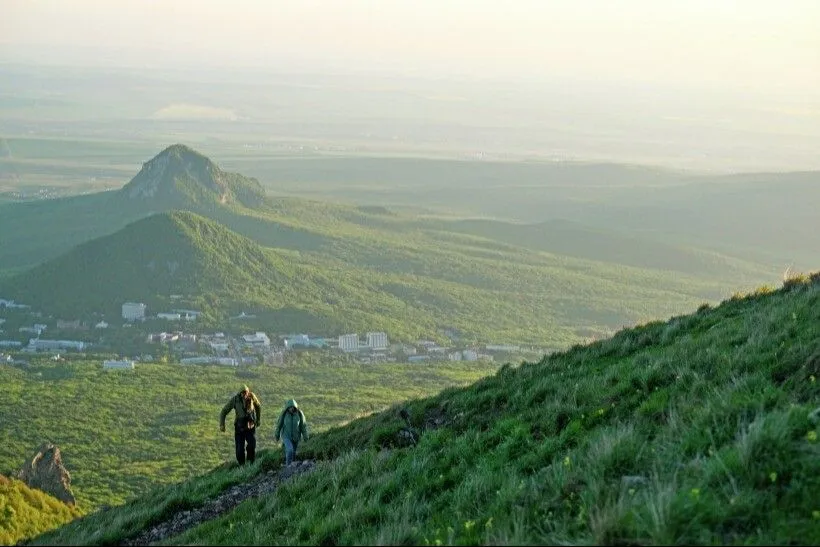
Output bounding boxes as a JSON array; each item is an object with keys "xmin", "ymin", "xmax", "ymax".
[
  {"xmin": 16, "ymin": 443, "xmax": 76, "ymax": 506},
  {"xmin": 119, "ymin": 144, "xmax": 266, "ymax": 209}
]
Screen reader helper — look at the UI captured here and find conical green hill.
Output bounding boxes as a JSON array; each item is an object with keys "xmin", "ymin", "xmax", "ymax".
[{"xmin": 0, "ymin": 210, "xmax": 287, "ymax": 319}]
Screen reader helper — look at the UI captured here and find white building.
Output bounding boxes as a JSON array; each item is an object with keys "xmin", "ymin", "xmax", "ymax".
[
  {"xmin": 157, "ymin": 313, "xmax": 182, "ymax": 321},
  {"xmin": 95, "ymin": 321, "xmax": 109, "ymax": 329},
  {"xmin": 28, "ymin": 339, "xmax": 86, "ymax": 352},
  {"xmin": 209, "ymin": 341, "xmax": 230, "ymax": 352},
  {"xmin": 242, "ymin": 332, "xmax": 270, "ymax": 347},
  {"xmin": 122, "ymin": 302, "xmax": 147, "ymax": 321},
  {"xmin": 462, "ymin": 350, "xmax": 478, "ymax": 361},
  {"xmin": 284, "ymin": 334, "xmax": 310, "ymax": 349},
  {"xmin": 338, "ymin": 333, "xmax": 359, "ymax": 352},
  {"xmin": 485, "ymin": 344, "xmax": 520, "ymax": 352},
  {"xmin": 103, "ymin": 360, "xmax": 135, "ymax": 370},
  {"xmin": 179, "ymin": 356, "xmax": 237, "ymax": 366},
  {"xmin": 173, "ymin": 309, "xmax": 201, "ymax": 321},
  {"xmin": 366, "ymin": 332, "xmax": 389, "ymax": 350}
]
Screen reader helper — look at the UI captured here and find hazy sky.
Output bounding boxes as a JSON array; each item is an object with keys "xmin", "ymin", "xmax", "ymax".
[{"xmin": 3, "ymin": 0, "xmax": 818, "ymax": 96}]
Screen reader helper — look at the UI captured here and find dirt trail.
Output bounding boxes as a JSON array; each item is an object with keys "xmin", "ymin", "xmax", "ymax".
[{"xmin": 120, "ymin": 460, "xmax": 315, "ymax": 546}]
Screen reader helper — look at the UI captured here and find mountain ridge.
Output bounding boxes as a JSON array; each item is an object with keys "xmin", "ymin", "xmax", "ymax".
[{"xmin": 0, "ymin": 144, "xmax": 789, "ymax": 346}]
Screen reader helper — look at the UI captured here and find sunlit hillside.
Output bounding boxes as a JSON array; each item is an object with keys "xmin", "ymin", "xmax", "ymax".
[
  {"xmin": 0, "ymin": 475, "xmax": 79, "ymax": 546},
  {"xmin": 31, "ymin": 273, "xmax": 820, "ymax": 545}
]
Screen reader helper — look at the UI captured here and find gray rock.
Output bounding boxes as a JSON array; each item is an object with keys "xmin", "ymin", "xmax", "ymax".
[{"xmin": 16, "ymin": 442, "xmax": 75, "ymax": 505}]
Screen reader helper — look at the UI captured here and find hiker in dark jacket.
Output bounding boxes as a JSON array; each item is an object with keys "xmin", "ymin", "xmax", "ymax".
[
  {"xmin": 220, "ymin": 385, "xmax": 262, "ymax": 465},
  {"xmin": 274, "ymin": 399, "xmax": 309, "ymax": 465}
]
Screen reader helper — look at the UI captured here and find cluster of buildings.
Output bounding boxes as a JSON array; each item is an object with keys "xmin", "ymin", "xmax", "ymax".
[
  {"xmin": 122, "ymin": 302, "xmax": 201, "ymax": 322},
  {"xmin": 0, "ymin": 337, "xmax": 87, "ymax": 353},
  {"xmin": 1, "ymin": 297, "xmax": 534, "ymax": 368},
  {"xmin": 140, "ymin": 329, "xmax": 398, "ymax": 366},
  {"xmin": 337, "ymin": 332, "xmax": 389, "ymax": 352},
  {"xmin": 397, "ymin": 340, "xmax": 497, "ymax": 363},
  {"xmin": 176, "ymin": 331, "xmax": 285, "ymax": 366}
]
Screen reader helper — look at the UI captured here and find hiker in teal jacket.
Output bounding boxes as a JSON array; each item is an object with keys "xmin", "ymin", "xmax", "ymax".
[{"xmin": 274, "ymin": 399, "xmax": 309, "ymax": 465}]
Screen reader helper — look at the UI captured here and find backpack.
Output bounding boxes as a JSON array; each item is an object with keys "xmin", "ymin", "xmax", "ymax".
[{"xmin": 240, "ymin": 394, "xmax": 257, "ymax": 431}]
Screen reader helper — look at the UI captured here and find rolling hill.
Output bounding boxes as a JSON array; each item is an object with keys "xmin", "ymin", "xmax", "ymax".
[
  {"xmin": 0, "ymin": 210, "xmax": 441, "ymax": 339},
  {"xmin": 0, "ymin": 145, "xmax": 788, "ymax": 346},
  {"xmin": 422, "ymin": 217, "xmax": 775, "ymax": 282},
  {"xmin": 0, "ymin": 143, "xmax": 267, "ymax": 273},
  {"xmin": 0, "ymin": 208, "xmax": 740, "ymax": 346},
  {"xmin": 28, "ymin": 272, "xmax": 820, "ymax": 545}
]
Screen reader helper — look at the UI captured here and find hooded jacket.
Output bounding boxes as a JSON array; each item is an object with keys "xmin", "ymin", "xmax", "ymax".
[
  {"xmin": 220, "ymin": 387, "xmax": 262, "ymax": 430},
  {"xmin": 274, "ymin": 399, "xmax": 309, "ymax": 443}
]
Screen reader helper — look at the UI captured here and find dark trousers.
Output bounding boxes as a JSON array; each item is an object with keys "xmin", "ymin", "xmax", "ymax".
[{"xmin": 234, "ymin": 427, "xmax": 256, "ymax": 465}]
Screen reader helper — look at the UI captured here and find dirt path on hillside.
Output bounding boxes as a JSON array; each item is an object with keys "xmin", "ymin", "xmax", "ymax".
[{"xmin": 119, "ymin": 460, "xmax": 315, "ymax": 546}]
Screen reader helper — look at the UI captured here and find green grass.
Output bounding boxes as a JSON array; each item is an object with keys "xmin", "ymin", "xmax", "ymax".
[
  {"xmin": 30, "ymin": 272, "xmax": 820, "ymax": 545},
  {"xmin": 0, "ymin": 357, "xmax": 497, "ymax": 512},
  {"xmin": 0, "ymin": 475, "xmax": 80, "ymax": 545}
]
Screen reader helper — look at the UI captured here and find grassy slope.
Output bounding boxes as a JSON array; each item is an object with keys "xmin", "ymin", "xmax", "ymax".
[
  {"xmin": 0, "ymin": 475, "xmax": 80, "ymax": 546},
  {"xmin": 0, "ymin": 357, "xmax": 497, "ymax": 510},
  {"xmin": 33, "ymin": 273, "xmax": 820, "ymax": 545}
]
